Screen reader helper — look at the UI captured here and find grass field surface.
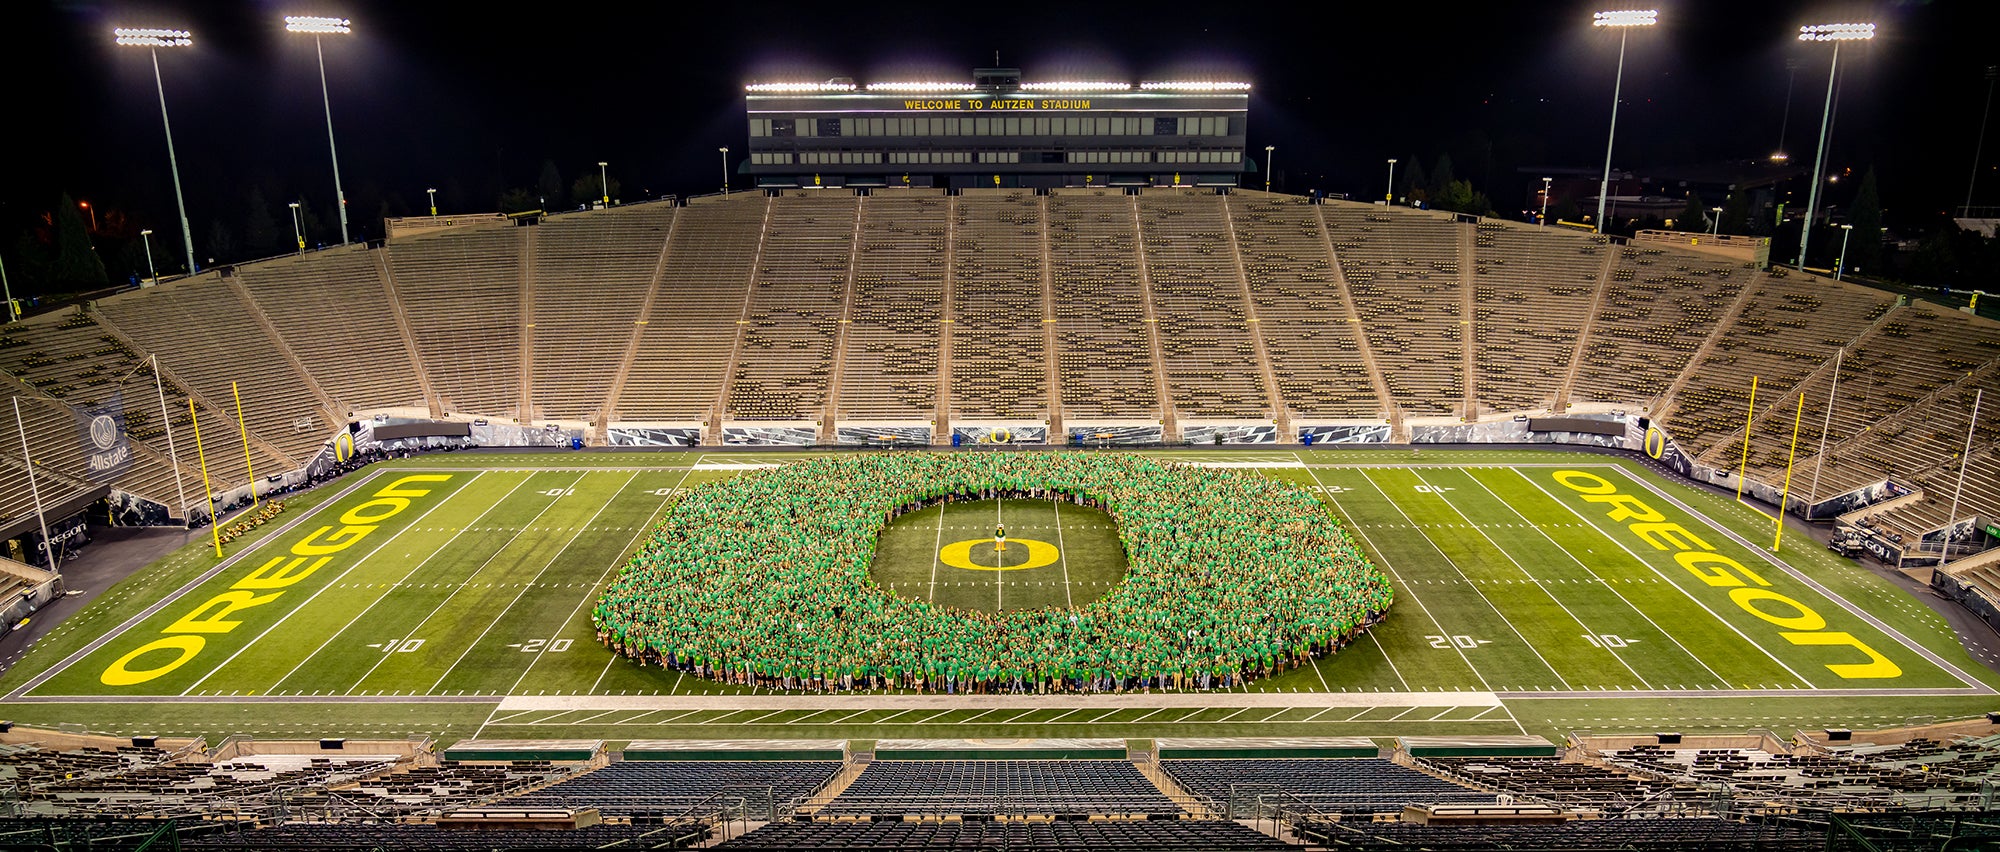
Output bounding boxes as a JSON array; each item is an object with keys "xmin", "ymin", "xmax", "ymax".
[{"xmin": 0, "ymin": 447, "xmax": 1992, "ymax": 746}]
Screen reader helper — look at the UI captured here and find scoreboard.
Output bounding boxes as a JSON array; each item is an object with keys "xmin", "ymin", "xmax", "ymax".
[{"xmin": 742, "ymin": 68, "xmax": 1249, "ymax": 189}]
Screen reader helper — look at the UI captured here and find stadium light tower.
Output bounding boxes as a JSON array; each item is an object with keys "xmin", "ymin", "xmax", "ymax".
[
  {"xmin": 1264, "ymin": 145, "xmax": 1275, "ymax": 193},
  {"xmin": 140, "ymin": 229, "xmax": 158, "ymax": 285},
  {"xmin": 1966, "ymin": 65, "xmax": 1998, "ymax": 218},
  {"xmin": 598, "ymin": 161, "xmax": 610, "ymax": 205},
  {"xmin": 1796, "ymin": 21, "xmax": 1875, "ymax": 272},
  {"xmin": 425, "ymin": 187, "xmax": 437, "ymax": 216},
  {"xmin": 288, "ymin": 202, "xmax": 304, "ymax": 254},
  {"xmin": 719, "ymin": 147, "xmax": 730, "ymax": 195},
  {"xmin": 1836, "ymin": 223, "xmax": 1854, "ymax": 280},
  {"xmin": 284, "ymin": 15, "xmax": 353, "ymax": 246},
  {"xmin": 114, "ymin": 27, "xmax": 198, "ymax": 277},
  {"xmin": 1, "ymin": 248, "xmax": 15, "ymax": 323},
  {"xmin": 1385, "ymin": 158, "xmax": 1397, "ymax": 205},
  {"xmin": 1541, "ymin": 177, "xmax": 1553, "ymax": 225},
  {"xmin": 1592, "ymin": 9, "xmax": 1658, "ymax": 235},
  {"xmin": 1773, "ymin": 58, "xmax": 1800, "ymax": 162}
]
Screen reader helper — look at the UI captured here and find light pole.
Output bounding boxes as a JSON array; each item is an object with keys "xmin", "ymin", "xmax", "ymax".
[
  {"xmin": 1966, "ymin": 65, "xmax": 1999, "ymax": 218},
  {"xmin": 598, "ymin": 161, "xmax": 610, "ymax": 206},
  {"xmin": 1385, "ymin": 158, "xmax": 1397, "ymax": 205},
  {"xmin": 1592, "ymin": 9, "xmax": 1658, "ymax": 235},
  {"xmin": 1836, "ymin": 224, "xmax": 1854, "ymax": 280},
  {"xmin": 1264, "ymin": 145, "xmax": 1275, "ymax": 193},
  {"xmin": 140, "ymin": 229, "xmax": 158, "ymax": 285},
  {"xmin": 79, "ymin": 201, "xmax": 97, "ymax": 233},
  {"xmin": 1540, "ymin": 177, "xmax": 1553, "ymax": 225},
  {"xmin": 1796, "ymin": 22, "xmax": 1875, "ymax": 272},
  {"xmin": 0, "ymin": 248, "xmax": 14, "ymax": 323},
  {"xmin": 719, "ymin": 147, "xmax": 730, "ymax": 195},
  {"xmin": 1711, "ymin": 206, "xmax": 1724, "ymax": 236},
  {"xmin": 1774, "ymin": 58, "xmax": 1800, "ymax": 162},
  {"xmin": 114, "ymin": 27, "xmax": 198, "ymax": 276},
  {"xmin": 284, "ymin": 16, "xmax": 353, "ymax": 245},
  {"xmin": 288, "ymin": 202, "xmax": 304, "ymax": 254},
  {"xmin": 426, "ymin": 187, "xmax": 438, "ymax": 216}
]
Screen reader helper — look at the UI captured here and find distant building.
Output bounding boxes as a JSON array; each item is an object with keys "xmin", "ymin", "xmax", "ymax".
[{"xmin": 742, "ymin": 68, "xmax": 1250, "ymax": 189}]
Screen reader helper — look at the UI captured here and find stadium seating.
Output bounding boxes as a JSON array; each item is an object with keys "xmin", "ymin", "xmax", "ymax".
[
  {"xmin": 1470, "ymin": 220, "xmax": 1609, "ymax": 414},
  {"xmin": 496, "ymin": 759, "xmax": 843, "ymax": 817},
  {"xmin": 233, "ymin": 246, "xmax": 429, "ymax": 416},
  {"xmin": 1568, "ymin": 246, "xmax": 1746, "ymax": 409},
  {"xmin": 386, "ymin": 224, "xmax": 526, "ymax": 418},
  {"xmin": 1295, "ymin": 816, "xmax": 1820, "ymax": 850},
  {"xmin": 717, "ymin": 819, "xmax": 1292, "ymax": 851},
  {"xmin": 1416, "ymin": 756, "xmax": 1665, "ymax": 809},
  {"xmin": 1595, "ymin": 738, "xmax": 1999, "ymax": 810},
  {"xmin": 1160, "ymin": 757, "xmax": 1492, "ymax": 814},
  {"xmin": 1321, "ymin": 204, "xmax": 1466, "ymax": 417},
  {"xmin": 949, "ymin": 190, "xmax": 1051, "ymax": 421},
  {"xmin": 1226, "ymin": 191, "xmax": 1382, "ymax": 419},
  {"xmin": 836, "ymin": 194, "xmax": 946, "ymax": 421},
  {"xmin": 526, "ymin": 203, "xmax": 675, "ymax": 423},
  {"xmin": 1046, "ymin": 191, "xmax": 1162, "ymax": 420},
  {"xmin": 187, "ymin": 821, "xmax": 709, "ymax": 850},
  {"xmin": 613, "ymin": 192, "xmax": 767, "ymax": 423},
  {"xmin": 725, "ymin": 192, "xmax": 858, "ymax": 421},
  {"xmin": 1137, "ymin": 189, "xmax": 1270, "ymax": 419},
  {"xmin": 822, "ymin": 760, "xmax": 1178, "ymax": 815}
]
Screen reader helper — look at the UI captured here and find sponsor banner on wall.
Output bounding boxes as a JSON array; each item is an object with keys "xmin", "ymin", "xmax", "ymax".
[
  {"xmin": 1806, "ymin": 479, "xmax": 1914, "ymax": 521},
  {"xmin": 108, "ymin": 490, "xmax": 174, "ymax": 527},
  {"xmin": 1414, "ymin": 415, "xmax": 1628, "ymax": 447},
  {"xmin": 1180, "ymin": 423, "xmax": 1278, "ymax": 444},
  {"xmin": 1297, "ymin": 424, "xmax": 1391, "ymax": 444},
  {"xmin": 951, "ymin": 425, "xmax": 1049, "ymax": 445},
  {"xmin": 722, "ymin": 425, "xmax": 818, "ymax": 446},
  {"xmin": 75, "ymin": 393, "xmax": 133, "ymax": 483},
  {"xmin": 1063, "ymin": 424, "xmax": 1163, "ymax": 445},
  {"xmin": 1631, "ymin": 419, "xmax": 1696, "ymax": 478},
  {"xmin": 607, "ymin": 427, "xmax": 703, "ymax": 447},
  {"xmin": 835, "ymin": 425, "xmax": 931, "ymax": 446}
]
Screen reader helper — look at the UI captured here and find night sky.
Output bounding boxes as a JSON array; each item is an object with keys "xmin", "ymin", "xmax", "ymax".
[{"xmin": 2, "ymin": 0, "xmax": 1991, "ymax": 265}]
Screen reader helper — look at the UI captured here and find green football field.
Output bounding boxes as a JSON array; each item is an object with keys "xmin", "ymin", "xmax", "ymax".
[{"xmin": 1, "ymin": 448, "xmax": 1995, "ymax": 746}]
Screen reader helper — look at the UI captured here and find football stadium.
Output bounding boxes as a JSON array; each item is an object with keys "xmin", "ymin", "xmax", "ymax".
[{"xmin": 4, "ymin": 5, "xmax": 2000, "ymax": 850}]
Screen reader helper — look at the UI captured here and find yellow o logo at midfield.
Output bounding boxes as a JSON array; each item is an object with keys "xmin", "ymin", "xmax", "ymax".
[{"xmin": 939, "ymin": 538, "xmax": 1061, "ymax": 571}]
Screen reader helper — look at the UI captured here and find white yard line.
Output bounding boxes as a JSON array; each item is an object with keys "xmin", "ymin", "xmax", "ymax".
[
  {"xmin": 182, "ymin": 471, "xmax": 501, "ymax": 696},
  {"xmin": 928, "ymin": 502, "xmax": 946, "ymax": 603},
  {"xmin": 426, "ymin": 471, "xmax": 640, "ymax": 693},
  {"xmin": 252, "ymin": 471, "xmax": 532, "ymax": 694},
  {"xmin": 1305, "ymin": 466, "xmax": 1491, "ymax": 693},
  {"xmin": 1053, "ymin": 498, "xmax": 1074, "ymax": 610},
  {"xmin": 1460, "ymin": 468, "xmax": 1731, "ymax": 688},
  {"xmin": 1405, "ymin": 467, "xmax": 1652, "ymax": 689},
  {"xmin": 1511, "ymin": 468, "xmax": 1819, "ymax": 689},
  {"xmin": 519, "ymin": 467, "xmax": 691, "ymax": 696},
  {"xmin": 1357, "ymin": 468, "xmax": 1575, "ymax": 691},
  {"xmin": 340, "ymin": 471, "xmax": 591, "ymax": 694}
]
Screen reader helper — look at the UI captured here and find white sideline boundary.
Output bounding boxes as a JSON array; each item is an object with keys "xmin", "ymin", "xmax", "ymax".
[{"xmin": 493, "ymin": 691, "xmax": 1504, "ymax": 713}]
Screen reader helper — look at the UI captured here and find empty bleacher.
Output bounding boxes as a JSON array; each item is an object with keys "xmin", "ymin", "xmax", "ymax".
[
  {"xmin": 1161, "ymin": 757, "xmax": 1491, "ymax": 814},
  {"xmin": 386, "ymin": 225, "xmax": 525, "ymax": 418},
  {"xmin": 1296, "ymin": 816, "xmax": 1819, "ymax": 850},
  {"xmin": 1418, "ymin": 756, "xmax": 1665, "ymax": 810},
  {"xmin": 499, "ymin": 759, "xmax": 842, "ymax": 818},
  {"xmin": 233, "ymin": 246, "xmax": 428, "ymax": 416},
  {"xmin": 527, "ymin": 203, "xmax": 674, "ymax": 422},
  {"xmin": 1137, "ymin": 189, "xmax": 1269, "ymax": 419},
  {"xmin": 1047, "ymin": 192, "xmax": 1160, "ymax": 420},
  {"xmin": 1568, "ymin": 245, "xmax": 1747, "ymax": 409},
  {"xmin": 1322, "ymin": 203, "xmax": 1465, "ymax": 417},
  {"xmin": 725, "ymin": 192, "xmax": 857, "ymax": 421},
  {"xmin": 948, "ymin": 191, "xmax": 1051, "ymax": 421},
  {"xmin": 823, "ymin": 760, "xmax": 1177, "ymax": 816},
  {"xmin": 719, "ymin": 819, "xmax": 1290, "ymax": 851},
  {"xmin": 613, "ymin": 193, "xmax": 766, "ymax": 423},
  {"xmin": 1471, "ymin": 221, "xmax": 1609, "ymax": 414},
  {"xmin": 1801, "ymin": 367, "xmax": 2000, "ymax": 502},
  {"xmin": 188, "ymin": 821, "xmax": 708, "ymax": 850},
  {"xmin": 835, "ymin": 194, "xmax": 946, "ymax": 421},
  {"xmin": 1227, "ymin": 191, "xmax": 1381, "ymax": 419}
]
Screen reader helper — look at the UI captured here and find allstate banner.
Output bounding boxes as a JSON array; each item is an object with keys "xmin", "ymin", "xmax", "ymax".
[{"xmin": 76, "ymin": 392, "xmax": 133, "ymax": 483}]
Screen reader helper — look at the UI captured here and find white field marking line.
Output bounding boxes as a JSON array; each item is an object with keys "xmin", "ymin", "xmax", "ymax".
[
  {"xmin": 929, "ymin": 501, "xmax": 945, "ymax": 603},
  {"xmin": 1616, "ymin": 467, "xmax": 1995, "ymax": 693},
  {"xmin": 1406, "ymin": 467, "xmax": 1651, "ymax": 689},
  {"xmin": 253, "ymin": 471, "xmax": 531, "ymax": 694},
  {"xmin": 1460, "ymin": 468, "xmax": 1731, "ymax": 688},
  {"xmin": 995, "ymin": 497, "xmax": 1004, "ymax": 611},
  {"xmin": 14, "ymin": 467, "xmax": 393, "ymax": 698},
  {"xmin": 179, "ymin": 471, "xmax": 500, "ymax": 697},
  {"xmin": 1511, "ymin": 468, "xmax": 1818, "ymax": 689},
  {"xmin": 1357, "ymin": 468, "xmax": 1575, "ymax": 690},
  {"xmin": 524, "ymin": 468, "xmax": 691, "ymax": 697},
  {"xmin": 341, "ymin": 471, "xmax": 592, "ymax": 695},
  {"xmin": 1362, "ymin": 632, "xmax": 1409, "ymax": 691},
  {"xmin": 1382, "ymin": 706, "xmax": 1418, "ymax": 722},
  {"xmin": 428, "ymin": 471, "xmax": 640, "ymax": 693},
  {"xmin": 1053, "ymin": 498, "xmax": 1074, "ymax": 610},
  {"xmin": 1305, "ymin": 465, "xmax": 1486, "ymax": 692}
]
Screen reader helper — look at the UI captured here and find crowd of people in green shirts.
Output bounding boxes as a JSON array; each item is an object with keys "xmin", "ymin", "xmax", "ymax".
[{"xmin": 593, "ymin": 453, "xmax": 1393, "ymax": 693}]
